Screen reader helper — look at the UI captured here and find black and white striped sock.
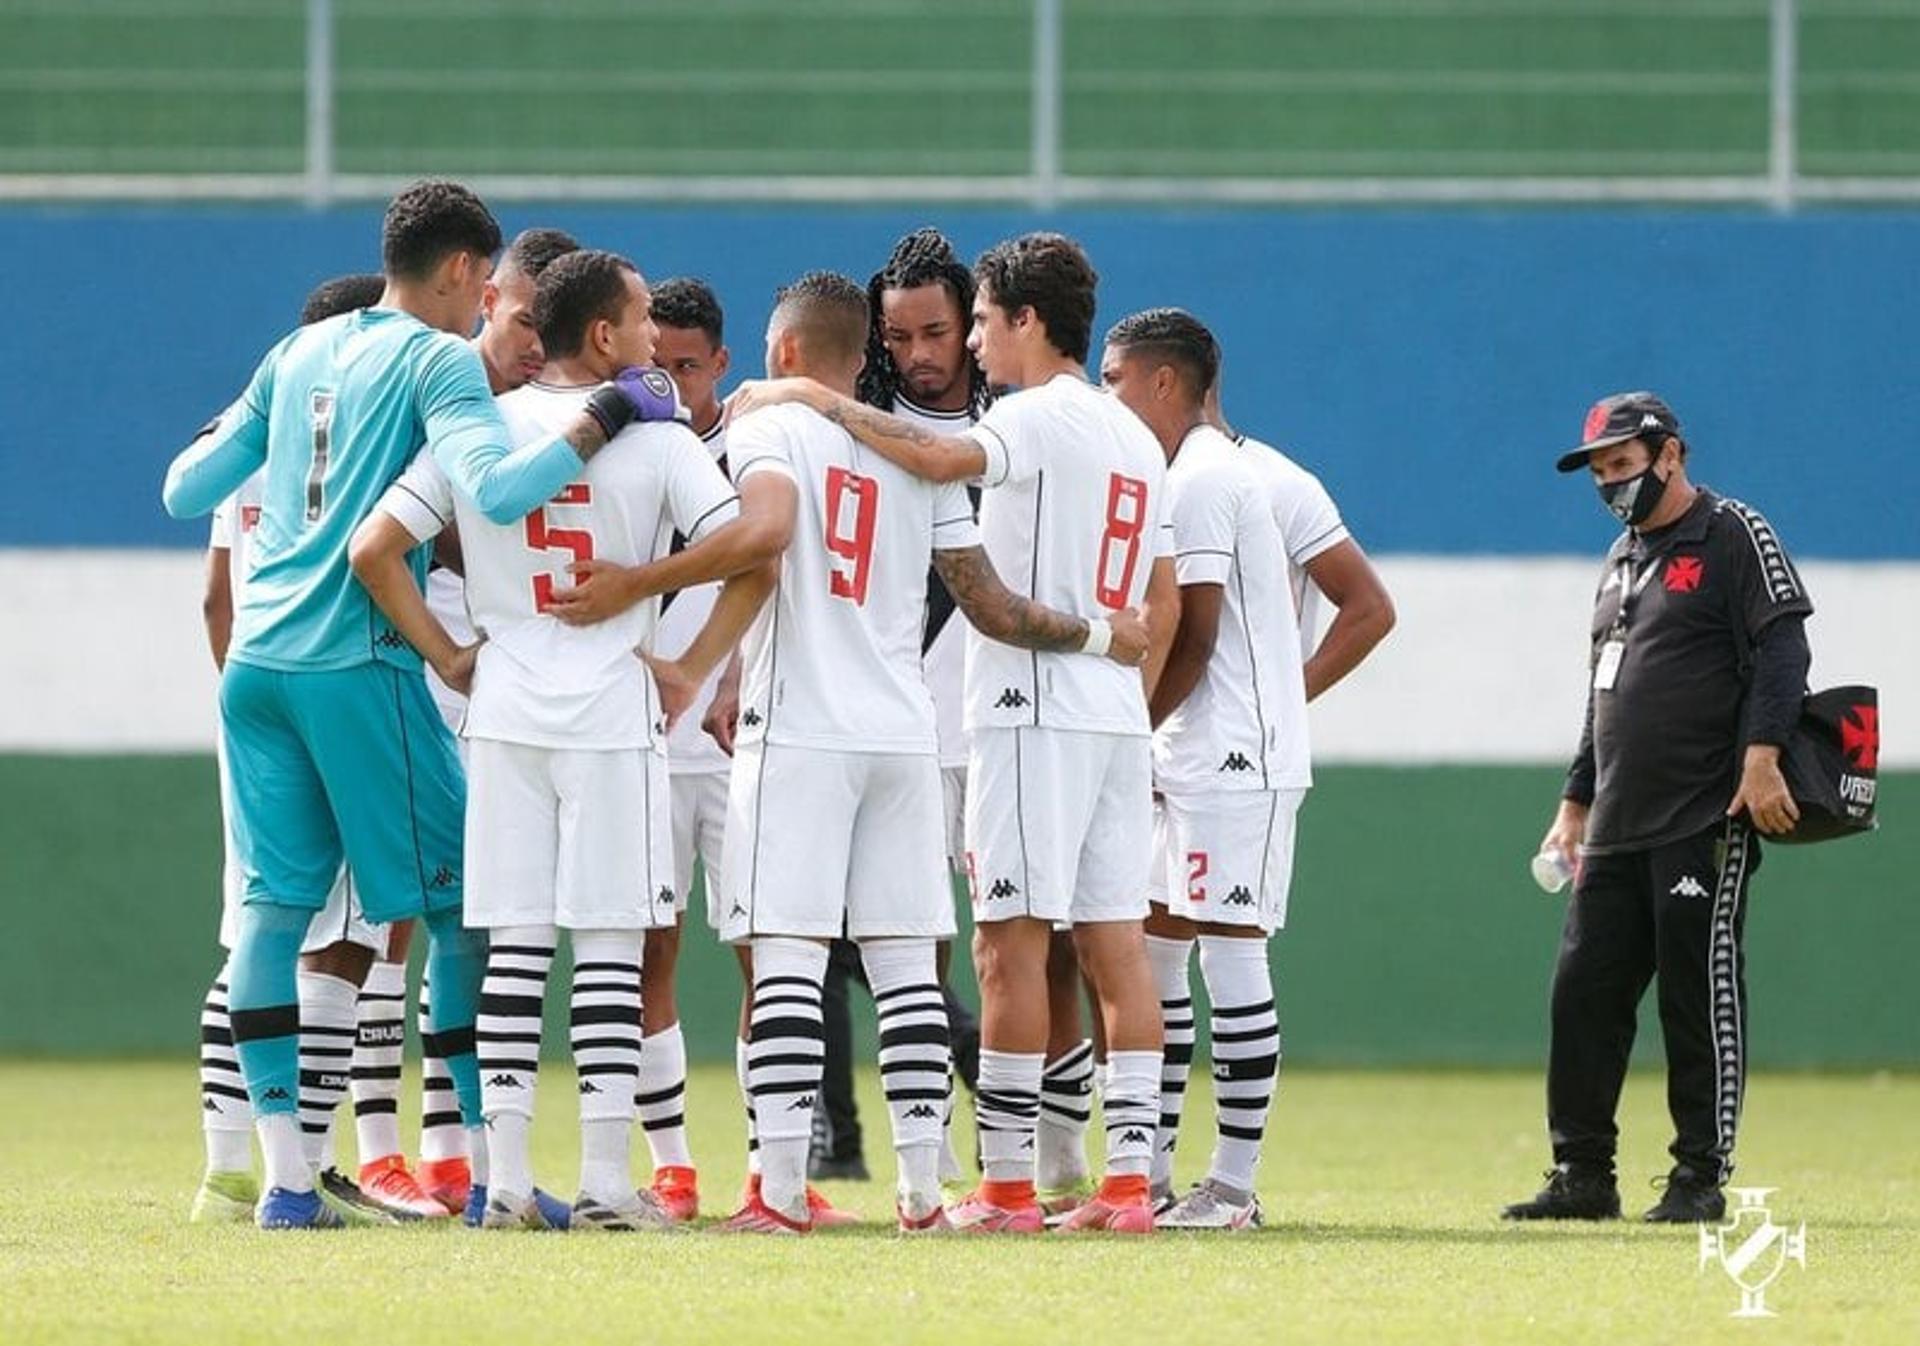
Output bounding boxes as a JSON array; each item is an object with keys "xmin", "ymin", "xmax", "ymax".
[
  {"xmin": 1036, "ymin": 1037, "xmax": 1094, "ymax": 1190},
  {"xmin": 296, "ymin": 970, "xmax": 359, "ymax": 1172},
  {"xmin": 199, "ymin": 960, "xmax": 253, "ymax": 1174},
  {"xmin": 748, "ymin": 937, "xmax": 828, "ymax": 1218},
  {"xmin": 477, "ymin": 928, "xmax": 556, "ymax": 1200},
  {"xmin": 1101, "ymin": 1049, "xmax": 1162, "ymax": 1178},
  {"xmin": 417, "ymin": 966, "xmax": 466, "ymax": 1165},
  {"xmin": 863, "ymin": 939, "xmax": 950, "ymax": 1209},
  {"xmin": 635, "ymin": 1022, "xmax": 692, "ymax": 1171},
  {"xmin": 976, "ymin": 1050, "xmax": 1044, "ymax": 1186},
  {"xmin": 1145, "ymin": 934, "xmax": 1195, "ymax": 1193},
  {"xmin": 1199, "ymin": 935, "xmax": 1278, "ymax": 1199},
  {"xmin": 571, "ymin": 929, "xmax": 644, "ymax": 1204},
  {"xmin": 350, "ymin": 959, "xmax": 407, "ymax": 1165}
]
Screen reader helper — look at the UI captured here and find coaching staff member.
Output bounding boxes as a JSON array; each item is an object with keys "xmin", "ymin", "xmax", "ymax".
[{"xmin": 1504, "ymin": 392, "xmax": 1812, "ymax": 1224}]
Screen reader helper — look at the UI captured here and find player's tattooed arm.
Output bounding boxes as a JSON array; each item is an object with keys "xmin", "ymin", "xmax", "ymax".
[
  {"xmin": 729, "ymin": 378, "xmax": 987, "ymax": 484},
  {"xmin": 933, "ymin": 546, "xmax": 1148, "ymax": 664}
]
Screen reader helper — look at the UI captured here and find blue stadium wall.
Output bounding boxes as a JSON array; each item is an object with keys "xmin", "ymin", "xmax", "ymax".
[{"xmin": 0, "ymin": 206, "xmax": 1913, "ymax": 1066}]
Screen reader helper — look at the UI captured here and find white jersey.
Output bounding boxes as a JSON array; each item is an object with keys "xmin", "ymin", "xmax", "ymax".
[
  {"xmin": 1154, "ymin": 425, "xmax": 1309, "ymax": 794},
  {"xmin": 961, "ymin": 373, "xmax": 1172, "ymax": 737},
  {"xmin": 893, "ymin": 394, "xmax": 981, "ymax": 769},
  {"xmin": 1234, "ymin": 433, "xmax": 1350, "ymax": 661},
  {"xmin": 376, "ymin": 381, "xmax": 740, "ymax": 751},
  {"xmin": 209, "ymin": 472, "xmax": 265, "ymax": 601},
  {"xmin": 730, "ymin": 401, "xmax": 979, "ymax": 754},
  {"xmin": 652, "ymin": 418, "xmax": 733, "ymax": 775}
]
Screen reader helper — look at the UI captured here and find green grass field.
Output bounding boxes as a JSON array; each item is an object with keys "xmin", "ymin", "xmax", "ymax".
[{"xmin": 0, "ymin": 1062, "xmax": 1912, "ymax": 1345}]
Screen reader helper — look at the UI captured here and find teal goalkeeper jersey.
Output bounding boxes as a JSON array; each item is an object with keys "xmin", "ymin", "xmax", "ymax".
[{"xmin": 163, "ymin": 306, "xmax": 585, "ymax": 672}]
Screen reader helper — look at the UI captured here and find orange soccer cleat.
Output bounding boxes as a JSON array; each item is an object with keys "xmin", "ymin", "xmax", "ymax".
[
  {"xmin": 649, "ymin": 1165, "xmax": 700, "ymax": 1224},
  {"xmin": 1053, "ymin": 1174, "xmax": 1155, "ymax": 1235},
  {"xmin": 415, "ymin": 1155, "xmax": 472, "ymax": 1217},
  {"xmin": 356, "ymin": 1154, "xmax": 455, "ymax": 1221}
]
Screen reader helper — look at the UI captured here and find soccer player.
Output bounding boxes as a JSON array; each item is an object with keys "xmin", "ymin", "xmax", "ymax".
[
  {"xmin": 715, "ymin": 271, "xmax": 1150, "ymax": 1234},
  {"xmin": 351, "ymin": 249, "xmax": 784, "ymax": 1230},
  {"xmin": 729, "ymin": 233, "xmax": 1179, "ymax": 1234},
  {"xmin": 386, "ymin": 226, "xmax": 584, "ymax": 1220},
  {"xmin": 1101, "ymin": 309, "xmax": 1300, "ymax": 1230},
  {"xmin": 191, "ymin": 272, "xmax": 391, "ymax": 1227},
  {"xmin": 161, "ymin": 179, "xmax": 675, "ymax": 1230},
  {"xmin": 630, "ymin": 275, "xmax": 733, "ymax": 1220}
]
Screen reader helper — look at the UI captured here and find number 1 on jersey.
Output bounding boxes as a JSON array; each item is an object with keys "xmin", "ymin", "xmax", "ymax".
[
  {"xmin": 304, "ymin": 389, "xmax": 335, "ymax": 523},
  {"xmin": 526, "ymin": 482, "xmax": 594, "ymax": 609},
  {"xmin": 1095, "ymin": 473, "xmax": 1148, "ymax": 609},
  {"xmin": 825, "ymin": 466, "xmax": 879, "ymax": 606}
]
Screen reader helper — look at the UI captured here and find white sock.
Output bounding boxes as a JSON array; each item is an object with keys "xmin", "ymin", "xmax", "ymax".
[
  {"xmin": 466, "ymin": 1125, "xmax": 489, "ymax": 1188},
  {"xmin": 976, "ymin": 1050, "xmax": 1044, "ymax": 1185},
  {"xmin": 295, "ymin": 970, "xmax": 358, "ymax": 1171},
  {"xmin": 1101, "ymin": 1049, "xmax": 1162, "ymax": 1178},
  {"xmin": 735, "ymin": 1035, "xmax": 759, "ymax": 1174},
  {"xmin": 257, "ymin": 1112, "xmax": 311, "ymax": 1193},
  {"xmin": 1036, "ymin": 1038, "xmax": 1094, "ymax": 1190},
  {"xmin": 350, "ymin": 959, "xmax": 407, "ymax": 1165},
  {"xmin": 571, "ymin": 929, "xmax": 644, "ymax": 1203},
  {"xmin": 200, "ymin": 962, "xmax": 254, "ymax": 1174},
  {"xmin": 636, "ymin": 1022, "xmax": 693, "ymax": 1172},
  {"xmin": 488, "ymin": 1114, "xmax": 532, "ymax": 1201},
  {"xmin": 748, "ymin": 937, "xmax": 829, "ymax": 1219},
  {"xmin": 417, "ymin": 965, "xmax": 468, "ymax": 1164},
  {"xmin": 1145, "ymin": 933, "xmax": 1195, "ymax": 1192},
  {"xmin": 1199, "ymin": 935, "xmax": 1278, "ymax": 1199}
]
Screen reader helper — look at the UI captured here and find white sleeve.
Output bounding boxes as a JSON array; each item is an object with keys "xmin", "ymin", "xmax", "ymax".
[
  {"xmin": 1150, "ymin": 460, "xmax": 1176, "ymax": 561},
  {"xmin": 963, "ymin": 392, "xmax": 1041, "ymax": 489},
  {"xmin": 1170, "ymin": 468, "xmax": 1235, "ymax": 587},
  {"xmin": 1275, "ymin": 465, "xmax": 1349, "ymax": 566},
  {"xmin": 930, "ymin": 480, "xmax": 981, "ymax": 551},
  {"xmin": 728, "ymin": 413, "xmax": 798, "ymax": 486},
  {"xmin": 665, "ymin": 428, "xmax": 742, "ymax": 541},
  {"xmin": 209, "ymin": 498, "xmax": 233, "ymax": 550},
  {"xmin": 376, "ymin": 449, "xmax": 457, "ymax": 543}
]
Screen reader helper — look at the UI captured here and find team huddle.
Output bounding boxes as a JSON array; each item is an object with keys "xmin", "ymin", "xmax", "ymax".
[{"xmin": 164, "ymin": 179, "xmax": 1395, "ymax": 1234}]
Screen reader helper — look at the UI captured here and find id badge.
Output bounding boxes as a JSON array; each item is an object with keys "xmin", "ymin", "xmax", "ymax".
[{"xmin": 1593, "ymin": 638, "xmax": 1625, "ymax": 691}]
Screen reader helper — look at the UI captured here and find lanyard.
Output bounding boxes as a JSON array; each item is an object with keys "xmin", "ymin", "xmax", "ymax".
[{"xmin": 1608, "ymin": 552, "xmax": 1663, "ymax": 640}]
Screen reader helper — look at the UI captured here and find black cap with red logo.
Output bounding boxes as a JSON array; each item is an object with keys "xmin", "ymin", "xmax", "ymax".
[{"xmin": 1556, "ymin": 391, "xmax": 1682, "ymax": 473}]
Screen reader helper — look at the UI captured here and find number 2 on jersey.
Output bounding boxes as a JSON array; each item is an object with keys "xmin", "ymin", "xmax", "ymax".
[
  {"xmin": 1095, "ymin": 473, "xmax": 1148, "ymax": 609},
  {"xmin": 526, "ymin": 483, "xmax": 594, "ymax": 609},
  {"xmin": 825, "ymin": 466, "xmax": 879, "ymax": 606}
]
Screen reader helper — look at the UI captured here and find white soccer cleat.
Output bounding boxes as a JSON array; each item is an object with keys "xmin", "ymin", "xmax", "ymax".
[
  {"xmin": 571, "ymin": 1188, "xmax": 679, "ymax": 1233},
  {"xmin": 1155, "ymin": 1181, "xmax": 1263, "ymax": 1231}
]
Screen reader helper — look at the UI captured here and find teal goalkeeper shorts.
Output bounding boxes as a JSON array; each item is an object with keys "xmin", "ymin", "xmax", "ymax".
[{"xmin": 221, "ymin": 659, "xmax": 465, "ymax": 924}]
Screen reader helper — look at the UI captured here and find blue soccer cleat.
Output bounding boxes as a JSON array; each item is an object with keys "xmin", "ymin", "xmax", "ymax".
[
  {"xmin": 464, "ymin": 1183, "xmax": 572, "ymax": 1231},
  {"xmin": 255, "ymin": 1186, "xmax": 346, "ymax": 1230}
]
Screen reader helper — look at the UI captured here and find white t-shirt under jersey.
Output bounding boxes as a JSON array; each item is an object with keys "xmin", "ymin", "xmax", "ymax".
[
  {"xmin": 1155, "ymin": 424, "xmax": 1310, "ymax": 794},
  {"xmin": 1234, "ymin": 432, "xmax": 1349, "ymax": 662},
  {"xmin": 652, "ymin": 418, "xmax": 733, "ymax": 776},
  {"xmin": 961, "ymin": 373, "xmax": 1173, "ymax": 737},
  {"xmin": 893, "ymin": 394, "xmax": 980, "ymax": 769},
  {"xmin": 729, "ymin": 401, "xmax": 979, "ymax": 755},
  {"xmin": 375, "ymin": 381, "xmax": 739, "ymax": 752}
]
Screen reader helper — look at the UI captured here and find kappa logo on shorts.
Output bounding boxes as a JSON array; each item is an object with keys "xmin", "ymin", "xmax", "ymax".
[
  {"xmin": 729, "ymin": 901, "xmax": 746, "ymax": 919},
  {"xmin": 429, "ymin": 865, "xmax": 456, "ymax": 889},
  {"xmin": 1670, "ymin": 875, "xmax": 1710, "ymax": 899},
  {"xmin": 987, "ymin": 878, "xmax": 1020, "ymax": 900},
  {"xmin": 375, "ymin": 629, "xmax": 405, "ymax": 648},
  {"xmin": 1220, "ymin": 752, "xmax": 1255, "ymax": 773},
  {"xmin": 1224, "ymin": 885, "xmax": 1255, "ymax": 907},
  {"xmin": 994, "ymin": 688, "xmax": 1031, "ymax": 709},
  {"xmin": 741, "ymin": 708, "xmax": 763, "ymax": 728},
  {"xmin": 905, "ymin": 1103, "xmax": 940, "ymax": 1120},
  {"xmin": 656, "ymin": 886, "xmax": 675, "ymax": 907}
]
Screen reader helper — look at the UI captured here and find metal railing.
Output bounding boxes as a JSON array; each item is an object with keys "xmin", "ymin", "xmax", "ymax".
[{"xmin": 4, "ymin": 0, "xmax": 1918, "ymax": 210}]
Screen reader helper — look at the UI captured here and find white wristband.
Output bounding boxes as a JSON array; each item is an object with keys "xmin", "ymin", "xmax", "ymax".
[{"xmin": 1080, "ymin": 616, "xmax": 1112, "ymax": 657}]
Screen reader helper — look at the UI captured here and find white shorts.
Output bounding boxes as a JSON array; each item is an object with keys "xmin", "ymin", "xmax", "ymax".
[
  {"xmin": 720, "ymin": 742, "xmax": 955, "ymax": 943},
  {"xmin": 965, "ymin": 727, "xmax": 1153, "ymax": 927},
  {"xmin": 464, "ymin": 738, "xmax": 676, "ymax": 931},
  {"xmin": 671, "ymin": 768, "xmax": 730, "ymax": 928},
  {"xmin": 940, "ymin": 764, "xmax": 967, "ymax": 875},
  {"xmin": 1152, "ymin": 789, "xmax": 1303, "ymax": 934},
  {"xmin": 217, "ymin": 734, "xmax": 380, "ymax": 954}
]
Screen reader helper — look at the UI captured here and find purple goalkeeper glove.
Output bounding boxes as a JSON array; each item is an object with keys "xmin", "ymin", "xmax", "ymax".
[{"xmin": 585, "ymin": 366, "xmax": 690, "ymax": 439}]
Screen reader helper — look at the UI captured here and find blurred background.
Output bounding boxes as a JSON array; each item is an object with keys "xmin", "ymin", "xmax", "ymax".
[{"xmin": 0, "ymin": 0, "xmax": 1912, "ymax": 1068}]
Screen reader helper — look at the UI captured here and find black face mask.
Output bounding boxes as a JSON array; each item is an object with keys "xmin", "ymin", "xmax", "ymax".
[{"xmin": 1598, "ymin": 457, "xmax": 1669, "ymax": 526}]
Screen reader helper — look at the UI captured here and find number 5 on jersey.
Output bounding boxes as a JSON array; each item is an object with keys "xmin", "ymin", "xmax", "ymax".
[
  {"xmin": 527, "ymin": 483, "xmax": 594, "ymax": 609},
  {"xmin": 825, "ymin": 466, "xmax": 878, "ymax": 606}
]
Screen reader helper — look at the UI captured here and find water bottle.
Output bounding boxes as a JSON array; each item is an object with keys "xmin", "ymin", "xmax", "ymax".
[{"xmin": 1530, "ymin": 847, "xmax": 1574, "ymax": 894}]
